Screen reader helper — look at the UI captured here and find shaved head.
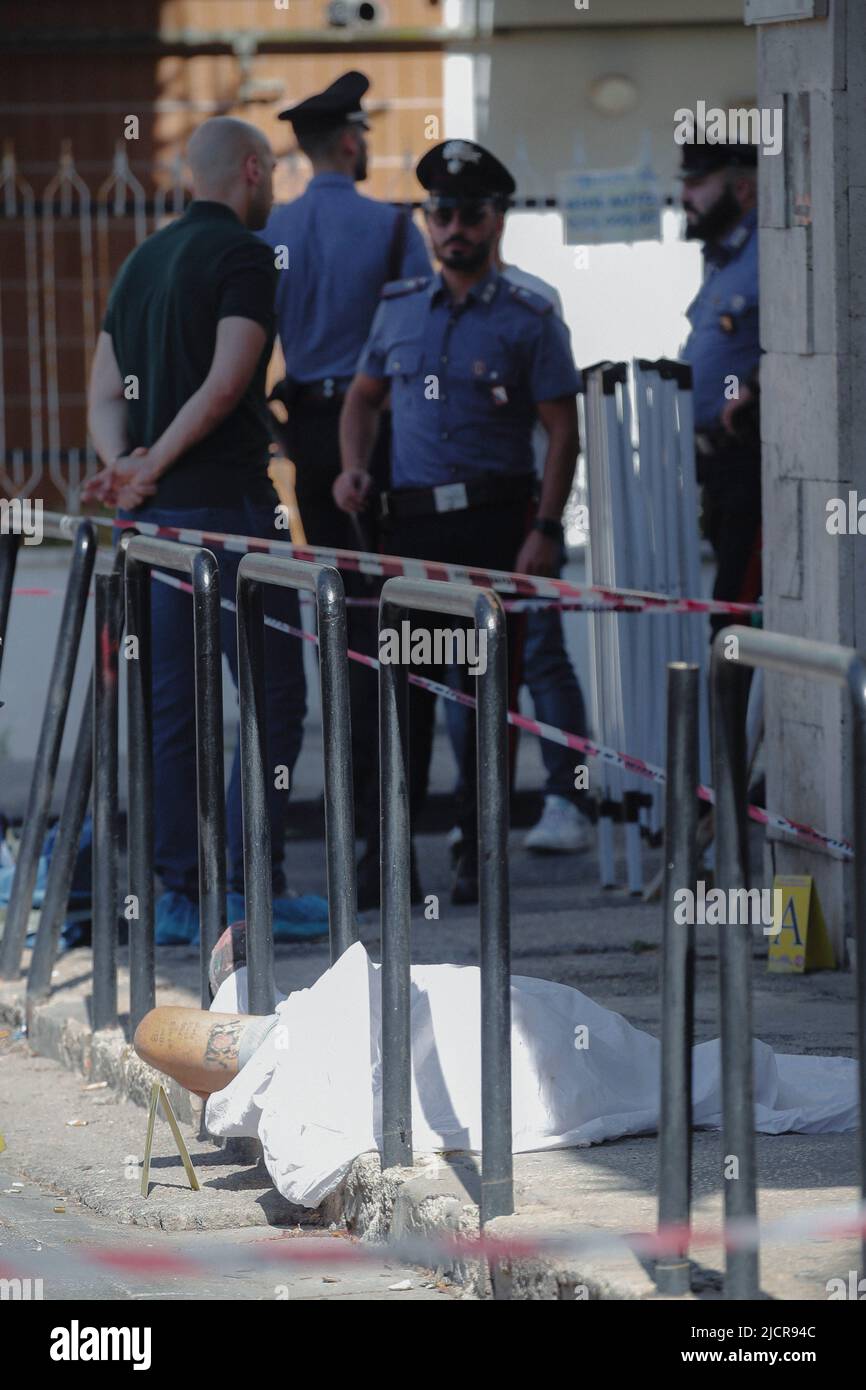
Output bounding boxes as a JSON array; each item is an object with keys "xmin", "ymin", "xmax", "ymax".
[
  {"xmin": 188, "ymin": 117, "xmax": 268, "ymax": 193},
  {"xmin": 186, "ymin": 118, "xmax": 275, "ymax": 228}
]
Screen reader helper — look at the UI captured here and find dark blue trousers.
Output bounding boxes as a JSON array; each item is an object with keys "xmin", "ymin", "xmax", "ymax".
[{"xmin": 118, "ymin": 502, "xmax": 306, "ymax": 899}]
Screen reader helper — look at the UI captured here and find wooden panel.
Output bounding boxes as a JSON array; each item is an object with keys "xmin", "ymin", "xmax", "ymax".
[{"xmin": 163, "ymin": 0, "xmax": 446, "ymax": 29}]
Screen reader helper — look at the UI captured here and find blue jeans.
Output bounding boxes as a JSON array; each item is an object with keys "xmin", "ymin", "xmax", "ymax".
[{"xmin": 117, "ymin": 502, "xmax": 307, "ymax": 898}]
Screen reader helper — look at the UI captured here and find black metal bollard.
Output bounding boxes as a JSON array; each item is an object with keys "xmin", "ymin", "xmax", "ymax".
[
  {"xmin": 237, "ymin": 573, "xmax": 273, "ymax": 1018},
  {"xmin": 26, "ymin": 677, "xmax": 93, "ymax": 1020},
  {"xmin": 0, "ymin": 519, "xmax": 97, "ymax": 980},
  {"xmin": 711, "ymin": 635, "xmax": 757, "ymax": 1300},
  {"xmin": 26, "ymin": 542, "xmax": 126, "ymax": 1021},
  {"xmin": 711, "ymin": 626, "xmax": 866, "ymax": 1295},
  {"xmin": 379, "ymin": 608, "xmax": 412, "ymax": 1168},
  {"xmin": 848, "ymin": 660, "xmax": 866, "ymax": 1284},
  {"xmin": 0, "ymin": 531, "xmax": 20, "ymax": 686},
  {"xmin": 191, "ymin": 550, "xmax": 228, "ymax": 1007},
  {"xmin": 377, "ymin": 577, "xmax": 512, "ymax": 1224},
  {"xmin": 92, "ymin": 565, "xmax": 124, "ymax": 1031},
  {"xmin": 656, "ymin": 662, "xmax": 699, "ymax": 1295},
  {"xmin": 236, "ymin": 554, "xmax": 355, "ymax": 1016},
  {"xmin": 124, "ymin": 537, "xmax": 226, "ymax": 1032},
  {"xmin": 125, "ymin": 547, "xmax": 155, "ymax": 1034}
]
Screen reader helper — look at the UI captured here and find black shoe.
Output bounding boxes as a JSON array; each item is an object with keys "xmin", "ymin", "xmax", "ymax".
[
  {"xmin": 451, "ymin": 849, "xmax": 479, "ymax": 906},
  {"xmin": 356, "ymin": 845, "xmax": 423, "ymax": 912}
]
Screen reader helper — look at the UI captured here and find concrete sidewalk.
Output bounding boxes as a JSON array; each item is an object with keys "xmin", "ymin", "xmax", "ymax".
[{"xmin": 1, "ymin": 823, "xmax": 859, "ymax": 1300}]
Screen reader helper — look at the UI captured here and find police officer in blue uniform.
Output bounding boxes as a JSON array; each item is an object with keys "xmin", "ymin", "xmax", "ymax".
[
  {"xmin": 336, "ymin": 140, "xmax": 581, "ymax": 907},
  {"xmin": 261, "ymin": 72, "xmax": 431, "ymax": 816},
  {"xmin": 262, "ymin": 71, "xmax": 430, "ymax": 532},
  {"xmin": 679, "ymin": 140, "xmax": 761, "ymax": 638}
]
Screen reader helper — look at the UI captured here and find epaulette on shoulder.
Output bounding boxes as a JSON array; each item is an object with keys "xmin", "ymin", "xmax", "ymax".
[
  {"xmin": 381, "ymin": 276, "xmax": 430, "ymax": 299},
  {"xmin": 507, "ymin": 282, "xmax": 554, "ymax": 316}
]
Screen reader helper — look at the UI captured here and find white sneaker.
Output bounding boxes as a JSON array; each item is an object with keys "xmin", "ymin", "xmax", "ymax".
[
  {"xmin": 447, "ymin": 823, "xmax": 464, "ymax": 865},
  {"xmin": 524, "ymin": 795, "xmax": 592, "ymax": 854}
]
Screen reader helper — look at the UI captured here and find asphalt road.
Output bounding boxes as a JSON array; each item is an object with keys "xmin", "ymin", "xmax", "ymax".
[{"xmin": 0, "ymin": 1183, "xmax": 456, "ymax": 1302}]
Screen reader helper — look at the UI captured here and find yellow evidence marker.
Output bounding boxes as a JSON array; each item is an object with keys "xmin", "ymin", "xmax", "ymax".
[{"xmin": 768, "ymin": 875, "xmax": 835, "ymax": 973}]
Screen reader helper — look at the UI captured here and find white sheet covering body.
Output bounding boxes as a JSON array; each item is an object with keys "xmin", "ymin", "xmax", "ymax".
[{"xmin": 205, "ymin": 943, "xmax": 857, "ymax": 1209}]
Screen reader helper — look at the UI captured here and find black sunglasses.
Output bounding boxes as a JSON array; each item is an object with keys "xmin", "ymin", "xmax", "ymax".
[{"xmin": 423, "ymin": 198, "xmax": 495, "ymax": 228}]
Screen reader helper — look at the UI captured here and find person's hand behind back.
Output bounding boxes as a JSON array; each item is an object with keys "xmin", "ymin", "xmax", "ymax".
[{"xmin": 82, "ymin": 447, "xmax": 158, "ymax": 510}]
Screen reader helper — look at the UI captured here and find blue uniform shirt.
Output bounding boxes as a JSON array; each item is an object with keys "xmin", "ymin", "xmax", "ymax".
[
  {"xmin": 259, "ymin": 173, "xmax": 431, "ymax": 382},
  {"xmin": 681, "ymin": 208, "xmax": 760, "ymax": 430},
  {"xmin": 357, "ymin": 268, "xmax": 581, "ymax": 488}
]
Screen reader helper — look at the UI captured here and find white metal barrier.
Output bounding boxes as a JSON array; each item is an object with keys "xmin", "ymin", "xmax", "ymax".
[{"xmin": 581, "ymin": 358, "xmax": 709, "ymax": 893}]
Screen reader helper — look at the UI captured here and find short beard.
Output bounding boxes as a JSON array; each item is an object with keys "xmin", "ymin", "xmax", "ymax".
[
  {"xmin": 246, "ymin": 191, "xmax": 271, "ymax": 231},
  {"xmin": 439, "ymin": 237, "xmax": 492, "ymax": 273},
  {"xmin": 684, "ymin": 186, "xmax": 742, "ymax": 244}
]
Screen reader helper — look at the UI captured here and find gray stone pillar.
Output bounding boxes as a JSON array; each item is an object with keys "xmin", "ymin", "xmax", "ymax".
[{"xmin": 758, "ymin": 0, "xmax": 866, "ymax": 960}]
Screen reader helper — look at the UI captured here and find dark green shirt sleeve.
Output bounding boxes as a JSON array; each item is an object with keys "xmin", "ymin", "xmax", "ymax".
[{"xmin": 214, "ymin": 239, "xmax": 277, "ymax": 332}]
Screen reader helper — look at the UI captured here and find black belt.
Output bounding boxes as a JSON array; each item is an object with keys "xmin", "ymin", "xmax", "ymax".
[
  {"xmin": 380, "ymin": 473, "xmax": 535, "ymax": 522},
  {"xmin": 295, "ymin": 376, "xmax": 354, "ymax": 406}
]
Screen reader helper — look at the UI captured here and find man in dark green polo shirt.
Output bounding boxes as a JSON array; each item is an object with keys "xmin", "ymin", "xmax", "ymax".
[{"xmin": 84, "ymin": 117, "xmax": 324, "ymax": 945}]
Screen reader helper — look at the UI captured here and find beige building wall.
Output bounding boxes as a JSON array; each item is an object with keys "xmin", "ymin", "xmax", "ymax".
[
  {"xmin": 757, "ymin": 0, "xmax": 866, "ymax": 960},
  {"xmin": 479, "ymin": 14, "xmax": 756, "ymax": 191}
]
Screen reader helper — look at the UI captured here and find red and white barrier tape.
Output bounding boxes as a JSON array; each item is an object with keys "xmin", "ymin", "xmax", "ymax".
[
  {"xmin": 80, "ymin": 512, "xmax": 761, "ymax": 616},
  {"xmin": 13, "ymin": 586, "xmax": 724, "ymax": 616},
  {"xmin": 152, "ymin": 571, "xmax": 853, "ymax": 862},
  {"xmin": 0, "ymin": 1199, "xmax": 863, "ymax": 1281}
]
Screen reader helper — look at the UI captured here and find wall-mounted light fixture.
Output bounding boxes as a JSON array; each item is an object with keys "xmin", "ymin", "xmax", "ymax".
[{"xmin": 589, "ymin": 74, "xmax": 638, "ymax": 117}]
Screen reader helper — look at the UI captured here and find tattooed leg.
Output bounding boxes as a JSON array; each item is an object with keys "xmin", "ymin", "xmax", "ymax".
[
  {"xmin": 134, "ymin": 1006, "xmax": 282, "ymax": 1094},
  {"xmin": 135, "ymin": 1007, "xmax": 250, "ymax": 1095},
  {"xmin": 204, "ymin": 1017, "xmax": 245, "ymax": 1070}
]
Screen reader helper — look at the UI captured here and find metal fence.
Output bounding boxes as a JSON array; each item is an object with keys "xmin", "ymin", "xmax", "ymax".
[
  {"xmin": 5, "ymin": 520, "xmax": 866, "ymax": 1276},
  {"xmin": 124, "ymin": 535, "xmax": 228, "ymax": 1029},
  {"xmin": 378, "ymin": 575, "xmax": 512, "ymax": 1223},
  {"xmin": 656, "ymin": 660, "xmax": 699, "ymax": 1296},
  {"xmin": 235, "ymin": 551, "xmax": 357, "ymax": 1017},
  {"xmin": 0, "ymin": 141, "xmax": 312, "ymax": 508},
  {"xmin": 0, "ymin": 516, "xmax": 97, "ymax": 981},
  {"xmin": 1, "ymin": 523, "xmax": 518, "ymax": 1220},
  {"xmin": 656, "ymin": 631, "xmax": 866, "ymax": 1300},
  {"xmin": 712, "ymin": 626, "xmax": 866, "ymax": 1297},
  {"xmin": 581, "ymin": 358, "xmax": 707, "ymax": 896}
]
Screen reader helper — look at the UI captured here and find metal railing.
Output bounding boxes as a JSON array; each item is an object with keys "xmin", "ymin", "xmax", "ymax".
[
  {"xmin": 6, "ymin": 534, "xmax": 358, "ymax": 1045},
  {"xmin": 90, "ymin": 559, "xmax": 124, "ymax": 1030},
  {"xmin": 656, "ymin": 632, "xmax": 866, "ymax": 1300},
  {"xmin": 124, "ymin": 535, "xmax": 226, "ymax": 1031},
  {"xmin": 378, "ymin": 576, "xmax": 512, "ymax": 1224},
  {"xmin": 656, "ymin": 661, "xmax": 699, "ymax": 1296},
  {"xmin": 236, "ymin": 552, "xmax": 356, "ymax": 1018},
  {"xmin": 0, "ymin": 515, "xmax": 97, "ymax": 981},
  {"xmin": 26, "ymin": 546, "xmax": 127, "ymax": 1030},
  {"xmin": 11, "ymin": 519, "xmax": 863, "ymax": 1283},
  {"xmin": 712, "ymin": 626, "xmax": 866, "ymax": 1298},
  {"xmin": 0, "ymin": 531, "xmax": 20, "ymax": 684}
]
